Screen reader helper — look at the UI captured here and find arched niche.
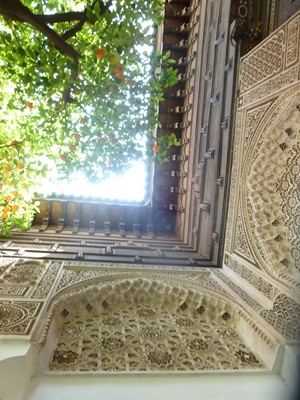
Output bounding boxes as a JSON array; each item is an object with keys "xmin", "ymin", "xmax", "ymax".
[
  {"xmin": 242, "ymin": 89, "xmax": 300, "ymax": 278},
  {"xmin": 35, "ymin": 276, "xmax": 270, "ymax": 374}
]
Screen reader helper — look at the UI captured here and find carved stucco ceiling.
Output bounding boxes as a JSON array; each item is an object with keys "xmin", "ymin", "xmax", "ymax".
[{"xmin": 38, "ymin": 277, "xmax": 264, "ymax": 373}]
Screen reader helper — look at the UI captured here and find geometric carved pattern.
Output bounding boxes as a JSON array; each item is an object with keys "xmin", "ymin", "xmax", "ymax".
[
  {"xmin": 260, "ymin": 294, "xmax": 300, "ymax": 341},
  {"xmin": 49, "ymin": 304, "xmax": 263, "ymax": 372},
  {"xmin": 0, "ymin": 286, "xmax": 29, "ymax": 296},
  {"xmin": 240, "ymin": 30, "xmax": 284, "ymax": 92},
  {"xmin": 286, "ymin": 16, "xmax": 299, "ymax": 67},
  {"xmin": 239, "ymin": 14, "xmax": 300, "ymax": 106}
]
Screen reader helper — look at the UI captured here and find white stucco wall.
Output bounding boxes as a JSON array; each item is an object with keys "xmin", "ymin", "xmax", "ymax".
[
  {"xmin": 0, "ymin": 341, "xmax": 298, "ymax": 400},
  {"xmin": 25, "ymin": 373, "xmax": 293, "ymax": 400}
]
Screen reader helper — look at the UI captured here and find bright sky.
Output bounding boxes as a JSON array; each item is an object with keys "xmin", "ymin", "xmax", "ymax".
[
  {"xmin": 40, "ymin": 18, "xmax": 154, "ymax": 203},
  {"xmin": 41, "ymin": 161, "xmax": 148, "ymax": 202}
]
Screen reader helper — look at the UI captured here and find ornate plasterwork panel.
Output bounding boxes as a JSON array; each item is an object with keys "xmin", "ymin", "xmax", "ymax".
[
  {"xmin": 37, "ymin": 276, "xmax": 265, "ymax": 373},
  {"xmin": 49, "ymin": 305, "xmax": 262, "ymax": 373},
  {"xmin": 224, "ymin": 255, "xmax": 279, "ymax": 301},
  {"xmin": 212, "ymin": 270, "xmax": 262, "ymax": 312},
  {"xmin": 226, "ymin": 12, "xmax": 300, "ymax": 294},
  {"xmin": 239, "ymin": 14, "xmax": 300, "ymax": 106},
  {"xmin": 260, "ymin": 294, "xmax": 300, "ymax": 341},
  {"xmin": 0, "ymin": 259, "xmax": 61, "ymax": 336},
  {"xmin": 31, "ymin": 261, "xmax": 62, "ymax": 299},
  {"xmin": 224, "ymin": 14, "xmax": 300, "ymax": 352},
  {"xmin": 0, "ymin": 260, "xmax": 46, "ymax": 295},
  {"xmin": 0, "ymin": 300, "xmax": 42, "ymax": 335},
  {"xmin": 225, "ymin": 109, "xmax": 243, "ymax": 253},
  {"xmin": 240, "ymin": 29, "xmax": 285, "ymax": 92},
  {"xmin": 243, "ymin": 91, "xmax": 300, "ymax": 274},
  {"xmin": 1, "ymin": 260, "xmax": 45, "ymax": 284},
  {"xmin": 234, "ymin": 207, "xmax": 256, "ymax": 262}
]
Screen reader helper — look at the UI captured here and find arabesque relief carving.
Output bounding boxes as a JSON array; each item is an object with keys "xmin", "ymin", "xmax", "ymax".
[
  {"xmin": 239, "ymin": 29, "xmax": 284, "ymax": 92},
  {"xmin": 0, "ymin": 259, "xmax": 47, "ymax": 297},
  {"xmin": 213, "ymin": 270, "xmax": 262, "ymax": 311},
  {"xmin": 0, "ymin": 260, "xmax": 45, "ymax": 285},
  {"xmin": 39, "ymin": 278, "xmax": 263, "ymax": 373},
  {"xmin": 239, "ymin": 14, "xmax": 299, "ymax": 106},
  {"xmin": 0, "ymin": 300, "xmax": 42, "ymax": 335},
  {"xmin": 32, "ymin": 261, "xmax": 61, "ymax": 299},
  {"xmin": 225, "ymin": 256, "xmax": 278, "ymax": 301},
  {"xmin": 245, "ymin": 93, "xmax": 300, "ymax": 274},
  {"xmin": 260, "ymin": 294, "xmax": 300, "ymax": 341},
  {"xmin": 49, "ymin": 305, "xmax": 262, "ymax": 372}
]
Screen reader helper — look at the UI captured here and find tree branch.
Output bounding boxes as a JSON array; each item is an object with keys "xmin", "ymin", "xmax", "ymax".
[
  {"xmin": 62, "ymin": 16, "xmax": 87, "ymax": 41},
  {"xmin": 36, "ymin": 11, "xmax": 85, "ymax": 24},
  {"xmin": 0, "ymin": 0, "xmax": 80, "ymax": 62}
]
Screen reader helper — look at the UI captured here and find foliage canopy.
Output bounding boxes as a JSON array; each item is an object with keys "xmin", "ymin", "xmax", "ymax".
[{"xmin": 0, "ymin": 0, "xmax": 179, "ymax": 236}]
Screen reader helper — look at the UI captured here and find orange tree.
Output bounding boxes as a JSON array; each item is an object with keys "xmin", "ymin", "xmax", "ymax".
[{"xmin": 0, "ymin": 0, "xmax": 178, "ymax": 235}]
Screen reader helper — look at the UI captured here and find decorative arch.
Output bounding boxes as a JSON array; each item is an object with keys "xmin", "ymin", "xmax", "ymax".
[
  {"xmin": 36, "ymin": 276, "xmax": 265, "ymax": 373},
  {"xmin": 241, "ymin": 88, "xmax": 300, "ymax": 276}
]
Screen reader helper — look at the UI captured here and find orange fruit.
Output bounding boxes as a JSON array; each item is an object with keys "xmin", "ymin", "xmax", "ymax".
[
  {"xmin": 3, "ymin": 166, "xmax": 12, "ymax": 173},
  {"xmin": 12, "ymin": 204, "xmax": 19, "ymax": 212},
  {"xmin": 74, "ymin": 134, "xmax": 81, "ymax": 142},
  {"xmin": 96, "ymin": 48, "xmax": 106, "ymax": 59},
  {"xmin": 12, "ymin": 190, "xmax": 18, "ymax": 197},
  {"xmin": 6, "ymin": 181, "xmax": 12, "ymax": 186},
  {"xmin": 26, "ymin": 102, "xmax": 33, "ymax": 109},
  {"xmin": 115, "ymin": 65, "xmax": 124, "ymax": 78},
  {"xmin": 2, "ymin": 212, "xmax": 9, "ymax": 219},
  {"xmin": 152, "ymin": 144, "xmax": 161, "ymax": 153},
  {"xmin": 68, "ymin": 144, "xmax": 76, "ymax": 152},
  {"xmin": 10, "ymin": 140, "xmax": 18, "ymax": 149},
  {"xmin": 4, "ymin": 205, "xmax": 10, "ymax": 212},
  {"xmin": 59, "ymin": 154, "xmax": 66, "ymax": 161},
  {"xmin": 6, "ymin": 195, "xmax": 12, "ymax": 202},
  {"xmin": 17, "ymin": 163, "xmax": 24, "ymax": 169},
  {"xmin": 22, "ymin": 182, "xmax": 28, "ymax": 188},
  {"xmin": 80, "ymin": 118, "xmax": 85, "ymax": 124}
]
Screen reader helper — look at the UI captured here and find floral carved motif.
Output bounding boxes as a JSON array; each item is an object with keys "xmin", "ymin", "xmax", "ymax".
[
  {"xmin": 0, "ymin": 300, "xmax": 42, "ymax": 335},
  {"xmin": 0, "ymin": 260, "xmax": 45, "ymax": 285}
]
